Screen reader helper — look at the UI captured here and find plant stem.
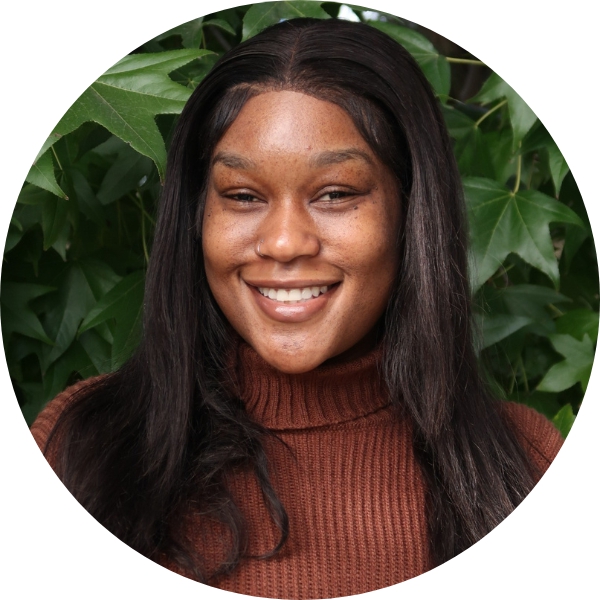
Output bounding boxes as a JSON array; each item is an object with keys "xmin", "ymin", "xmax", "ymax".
[
  {"xmin": 474, "ymin": 99, "xmax": 507, "ymax": 127},
  {"xmin": 136, "ymin": 192, "xmax": 149, "ymax": 264},
  {"xmin": 446, "ymin": 57, "xmax": 485, "ymax": 65},
  {"xmin": 51, "ymin": 146, "xmax": 64, "ymax": 171},
  {"xmin": 513, "ymin": 150, "xmax": 522, "ymax": 194},
  {"xmin": 548, "ymin": 303, "xmax": 565, "ymax": 318}
]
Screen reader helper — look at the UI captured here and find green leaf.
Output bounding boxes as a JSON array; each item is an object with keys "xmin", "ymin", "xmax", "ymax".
[
  {"xmin": 41, "ymin": 263, "xmax": 99, "ymax": 367},
  {"xmin": 242, "ymin": 2, "xmax": 330, "ymax": 40},
  {"xmin": 5, "ymin": 219, "xmax": 24, "ymax": 252},
  {"xmin": 369, "ymin": 21, "xmax": 450, "ymax": 98},
  {"xmin": 464, "ymin": 177, "xmax": 584, "ymax": 289},
  {"xmin": 41, "ymin": 195, "xmax": 69, "ymax": 251},
  {"xmin": 203, "ymin": 18, "xmax": 236, "ymax": 36},
  {"xmin": 1, "ymin": 283, "xmax": 55, "ymax": 345},
  {"xmin": 547, "ymin": 139, "xmax": 570, "ymax": 196},
  {"xmin": 42, "ymin": 340, "xmax": 99, "ymax": 406},
  {"xmin": 481, "ymin": 284, "xmax": 570, "ymax": 338},
  {"xmin": 78, "ymin": 258, "xmax": 121, "ymax": 301},
  {"xmin": 551, "ymin": 403, "xmax": 576, "ymax": 438},
  {"xmin": 47, "ymin": 50, "xmax": 210, "ymax": 180},
  {"xmin": 25, "ymin": 150, "xmax": 68, "ymax": 199},
  {"xmin": 555, "ymin": 309, "xmax": 599, "ymax": 342},
  {"xmin": 537, "ymin": 334, "xmax": 594, "ymax": 393},
  {"xmin": 470, "ymin": 73, "xmax": 537, "ymax": 147},
  {"xmin": 78, "ymin": 329, "xmax": 112, "ymax": 374},
  {"xmin": 111, "ymin": 288, "xmax": 144, "ymax": 370},
  {"xmin": 480, "ymin": 314, "xmax": 533, "ymax": 349},
  {"xmin": 154, "ymin": 17, "xmax": 205, "ymax": 48},
  {"xmin": 96, "ymin": 140, "xmax": 153, "ymax": 205},
  {"xmin": 79, "ymin": 270, "xmax": 145, "ymax": 333},
  {"xmin": 455, "ymin": 126, "xmax": 495, "ymax": 178},
  {"xmin": 67, "ymin": 167, "xmax": 105, "ymax": 225}
]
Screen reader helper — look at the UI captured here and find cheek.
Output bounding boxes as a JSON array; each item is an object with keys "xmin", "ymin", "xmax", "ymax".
[{"xmin": 202, "ymin": 196, "xmax": 250, "ymax": 279}]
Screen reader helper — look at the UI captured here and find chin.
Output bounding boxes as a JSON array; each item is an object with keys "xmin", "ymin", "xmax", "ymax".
[
  {"xmin": 252, "ymin": 341, "xmax": 333, "ymax": 374},
  {"xmin": 263, "ymin": 353, "xmax": 326, "ymax": 374}
]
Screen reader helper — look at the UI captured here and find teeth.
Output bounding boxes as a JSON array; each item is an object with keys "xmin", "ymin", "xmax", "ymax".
[{"xmin": 257, "ymin": 285, "xmax": 333, "ymax": 303}]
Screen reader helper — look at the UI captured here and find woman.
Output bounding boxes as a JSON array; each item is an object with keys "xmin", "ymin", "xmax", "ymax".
[{"xmin": 31, "ymin": 17, "xmax": 563, "ymax": 598}]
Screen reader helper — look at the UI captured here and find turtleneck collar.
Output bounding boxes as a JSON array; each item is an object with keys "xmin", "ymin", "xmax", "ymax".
[{"xmin": 232, "ymin": 342, "xmax": 391, "ymax": 431}]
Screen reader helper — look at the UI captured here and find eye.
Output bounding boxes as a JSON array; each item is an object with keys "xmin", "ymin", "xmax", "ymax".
[
  {"xmin": 318, "ymin": 190, "xmax": 354, "ymax": 203},
  {"xmin": 229, "ymin": 192, "xmax": 259, "ymax": 203}
]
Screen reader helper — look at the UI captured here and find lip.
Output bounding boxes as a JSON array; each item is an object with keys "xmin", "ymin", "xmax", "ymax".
[{"xmin": 246, "ymin": 281, "xmax": 340, "ymax": 323}]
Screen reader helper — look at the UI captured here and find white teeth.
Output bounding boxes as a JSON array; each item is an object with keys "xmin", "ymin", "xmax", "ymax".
[{"xmin": 257, "ymin": 285, "xmax": 333, "ymax": 303}]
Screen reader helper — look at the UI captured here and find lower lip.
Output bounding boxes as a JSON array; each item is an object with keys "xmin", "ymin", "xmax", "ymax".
[{"xmin": 248, "ymin": 284, "xmax": 338, "ymax": 323}]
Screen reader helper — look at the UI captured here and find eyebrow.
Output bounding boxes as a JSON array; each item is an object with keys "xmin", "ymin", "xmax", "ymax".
[
  {"xmin": 211, "ymin": 148, "xmax": 374, "ymax": 170},
  {"xmin": 211, "ymin": 151, "xmax": 256, "ymax": 170},
  {"xmin": 309, "ymin": 148, "xmax": 374, "ymax": 168}
]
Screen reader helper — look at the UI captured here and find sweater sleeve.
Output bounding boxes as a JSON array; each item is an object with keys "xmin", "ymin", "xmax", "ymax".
[
  {"xmin": 30, "ymin": 376, "xmax": 104, "ymax": 468},
  {"xmin": 502, "ymin": 401, "xmax": 564, "ymax": 476}
]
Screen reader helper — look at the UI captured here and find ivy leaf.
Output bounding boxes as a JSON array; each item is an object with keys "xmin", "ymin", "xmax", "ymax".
[
  {"xmin": 547, "ymin": 139, "xmax": 570, "ymax": 196},
  {"xmin": 203, "ymin": 19, "xmax": 236, "ymax": 36},
  {"xmin": 67, "ymin": 167, "xmax": 105, "ymax": 225},
  {"xmin": 555, "ymin": 309, "xmax": 599, "ymax": 342},
  {"xmin": 25, "ymin": 149, "xmax": 68, "ymax": 199},
  {"xmin": 537, "ymin": 334, "xmax": 594, "ymax": 393},
  {"xmin": 41, "ymin": 263, "xmax": 99, "ymax": 368},
  {"xmin": 42, "ymin": 340, "xmax": 99, "ymax": 406},
  {"xmin": 96, "ymin": 140, "xmax": 154, "ymax": 205},
  {"xmin": 111, "ymin": 285, "xmax": 144, "ymax": 371},
  {"xmin": 552, "ymin": 404, "xmax": 576, "ymax": 438},
  {"xmin": 79, "ymin": 270, "xmax": 145, "ymax": 333},
  {"xmin": 464, "ymin": 177, "xmax": 584, "ymax": 290},
  {"xmin": 369, "ymin": 22, "xmax": 450, "ymax": 98},
  {"xmin": 0, "ymin": 283, "xmax": 55, "ymax": 345},
  {"xmin": 480, "ymin": 313, "xmax": 533, "ymax": 349},
  {"xmin": 521, "ymin": 123, "xmax": 570, "ymax": 195},
  {"xmin": 470, "ymin": 73, "xmax": 537, "ymax": 147},
  {"xmin": 41, "ymin": 194, "xmax": 69, "ymax": 251},
  {"xmin": 41, "ymin": 50, "xmax": 210, "ymax": 181},
  {"xmin": 242, "ymin": 1, "xmax": 330, "ymax": 40}
]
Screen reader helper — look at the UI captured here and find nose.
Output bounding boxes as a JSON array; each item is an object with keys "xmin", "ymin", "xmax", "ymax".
[{"xmin": 256, "ymin": 200, "xmax": 320, "ymax": 263}]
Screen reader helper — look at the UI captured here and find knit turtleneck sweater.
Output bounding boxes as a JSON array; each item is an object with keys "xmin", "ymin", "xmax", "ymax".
[{"xmin": 31, "ymin": 343, "xmax": 564, "ymax": 599}]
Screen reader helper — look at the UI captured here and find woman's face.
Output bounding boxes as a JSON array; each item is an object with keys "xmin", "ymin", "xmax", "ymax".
[{"xmin": 203, "ymin": 90, "xmax": 400, "ymax": 373}]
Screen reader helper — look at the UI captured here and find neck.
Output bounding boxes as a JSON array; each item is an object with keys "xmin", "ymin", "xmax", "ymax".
[{"xmin": 232, "ymin": 340, "xmax": 390, "ymax": 430}]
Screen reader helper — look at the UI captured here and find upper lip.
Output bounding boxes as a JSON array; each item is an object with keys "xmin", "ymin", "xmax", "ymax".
[{"xmin": 244, "ymin": 279, "xmax": 341, "ymax": 289}]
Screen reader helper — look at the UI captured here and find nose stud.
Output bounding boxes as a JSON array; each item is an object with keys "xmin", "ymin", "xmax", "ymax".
[{"xmin": 256, "ymin": 239, "xmax": 265, "ymax": 258}]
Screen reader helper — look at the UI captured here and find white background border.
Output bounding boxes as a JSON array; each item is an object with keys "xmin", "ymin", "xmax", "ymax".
[{"xmin": 1, "ymin": 1, "xmax": 598, "ymax": 598}]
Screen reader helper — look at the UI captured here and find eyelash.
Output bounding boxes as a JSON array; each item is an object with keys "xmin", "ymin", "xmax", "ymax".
[{"xmin": 228, "ymin": 190, "xmax": 354, "ymax": 204}]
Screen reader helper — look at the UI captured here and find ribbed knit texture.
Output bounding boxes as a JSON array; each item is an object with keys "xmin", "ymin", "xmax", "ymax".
[{"xmin": 31, "ymin": 344, "xmax": 564, "ymax": 599}]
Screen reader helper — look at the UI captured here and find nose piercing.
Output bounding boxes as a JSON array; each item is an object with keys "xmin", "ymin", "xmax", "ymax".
[{"xmin": 256, "ymin": 239, "xmax": 265, "ymax": 257}]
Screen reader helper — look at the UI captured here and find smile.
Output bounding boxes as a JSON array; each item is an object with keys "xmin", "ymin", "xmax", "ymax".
[
  {"xmin": 257, "ymin": 285, "xmax": 332, "ymax": 303},
  {"xmin": 247, "ymin": 282, "xmax": 339, "ymax": 323}
]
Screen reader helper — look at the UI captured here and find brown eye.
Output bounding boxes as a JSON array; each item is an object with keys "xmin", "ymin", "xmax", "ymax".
[
  {"xmin": 231, "ymin": 193, "xmax": 258, "ymax": 202},
  {"xmin": 321, "ymin": 191, "xmax": 352, "ymax": 202}
]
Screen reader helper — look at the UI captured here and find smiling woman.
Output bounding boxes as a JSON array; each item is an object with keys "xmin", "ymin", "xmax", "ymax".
[
  {"xmin": 204, "ymin": 91, "xmax": 400, "ymax": 372},
  {"xmin": 29, "ymin": 17, "xmax": 564, "ymax": 599}
]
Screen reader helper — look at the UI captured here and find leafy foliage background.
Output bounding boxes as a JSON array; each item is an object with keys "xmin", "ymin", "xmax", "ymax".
[{"xmin": 2, "ymin": 2, "xmax": 597, "ymax": 436}]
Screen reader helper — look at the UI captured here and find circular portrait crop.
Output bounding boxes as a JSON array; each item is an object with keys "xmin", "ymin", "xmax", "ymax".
[{"xmin": 1, "ymin": 2, "xmax": 598, "ymax": 599}]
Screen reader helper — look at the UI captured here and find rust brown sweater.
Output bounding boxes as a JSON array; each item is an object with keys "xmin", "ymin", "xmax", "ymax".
[{"xmin": 31, "ymin": 343, "xmax": 564, "ymax": 599}]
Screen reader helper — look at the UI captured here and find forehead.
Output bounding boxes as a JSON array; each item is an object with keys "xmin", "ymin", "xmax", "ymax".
[{"xmin": 213, "ymin": 90, "xmax": 375, "ymax": 161}]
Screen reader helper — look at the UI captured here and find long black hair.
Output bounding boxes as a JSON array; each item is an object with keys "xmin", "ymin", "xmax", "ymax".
[{"xmin": 46, "ymin": 18, "xmax": 538, "ymax": 581}]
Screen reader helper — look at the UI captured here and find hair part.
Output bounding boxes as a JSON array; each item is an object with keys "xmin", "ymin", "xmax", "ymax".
[{"xmin": 46, "ymin": 18, "xmax": 538, "ymax": 580}]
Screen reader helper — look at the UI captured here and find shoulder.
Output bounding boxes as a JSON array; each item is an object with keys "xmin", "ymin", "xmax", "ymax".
[
  {"xmin": 501, "ymin": 401, "xmax": 564, "ymax": 474},
  {"xmin": 30, "ymin": 376, "xmax": 107, "ymax": 460}
]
